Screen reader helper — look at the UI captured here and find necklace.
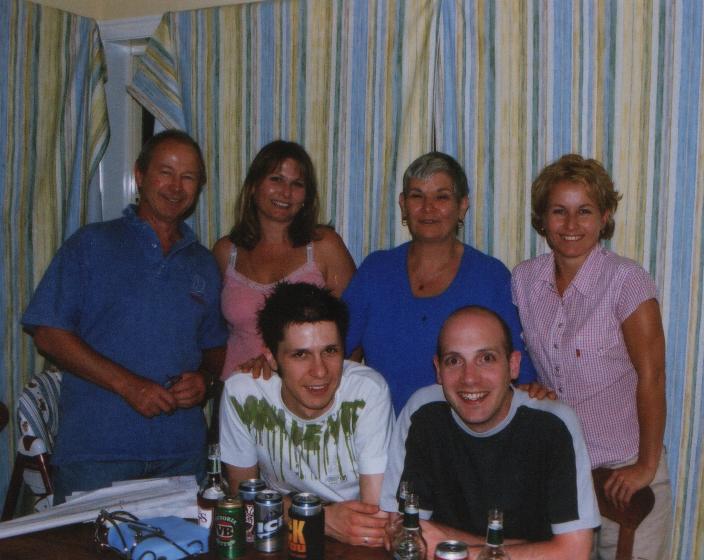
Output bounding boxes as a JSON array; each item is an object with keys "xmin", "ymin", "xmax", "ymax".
[
  {"xmin": 416, "ymin": 266, "xmax": 450, "ymax": 291},
  {"xmin": 413, "ymin": 253, "xmax": 458, "ymax": 291},
  {"xmin": 409, "ymin": 242, "xmax": 461, "ymax": 293}
]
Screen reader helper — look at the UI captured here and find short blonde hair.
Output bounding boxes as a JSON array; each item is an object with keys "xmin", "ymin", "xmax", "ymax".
[{"xmin": 531, "ymin": 154, "xmax": 622, "ymax": 240}]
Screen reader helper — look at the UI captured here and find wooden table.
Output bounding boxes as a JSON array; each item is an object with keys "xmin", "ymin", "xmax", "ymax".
[{"xmin": 0, "ymin": 522, "xmax": 391, "ymax": 559}]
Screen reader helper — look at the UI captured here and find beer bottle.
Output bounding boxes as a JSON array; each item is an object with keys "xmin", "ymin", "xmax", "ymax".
[
  {"xmin": 398, "ymin": 480, "xmax": 413, "ymax": 514},
  {"xmin": 197, "ymin": 443, "xmax": 229, "ymax": 531},
  {"xmin": 392, "ymin": 493, "xmax": 427, "ymax": 560},
  {"xmin": 476, "ymin": 508, "xmax": 510, "ymax": 559}
]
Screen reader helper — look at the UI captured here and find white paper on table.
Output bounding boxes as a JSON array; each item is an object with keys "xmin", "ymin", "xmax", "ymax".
[{"xmin": 0, "ymin": 475, "xmax": 199, "ymax": 540}]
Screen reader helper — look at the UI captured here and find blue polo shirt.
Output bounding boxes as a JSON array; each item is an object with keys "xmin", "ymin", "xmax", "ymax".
[{"xmin": 22, "ymin": 206, "xmax": 228, "ymax": 464}]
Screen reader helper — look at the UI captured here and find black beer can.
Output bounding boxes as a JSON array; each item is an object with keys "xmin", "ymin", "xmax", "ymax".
[
  {"xmin": 214, "ymin": 496, "xmax": 245, "ymax": 559},
  {"xmin": 239, "ymin": 478, "xmax": 266, "ymax": 543},
  {"xmin": 288, "ymin": 493, "xmax": 325, "ymax": 559},
  {"xmin": 255, "ymin": 490, "xmax": 284, "ymax": 552},
  {"xmin": 434, "ymin": 540, "xmax": 469, "ymax": 559}
]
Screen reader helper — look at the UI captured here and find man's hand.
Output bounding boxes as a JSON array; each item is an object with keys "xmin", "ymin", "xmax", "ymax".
[
  {"xmin": 517, "ymin": 381, "xmax": 557, "ymax": 400},
  {"xmin": 324, "ymin": 501, "xmax": 387, "ymax": 547},
  {"xmin": 603, "ymin": 462, "xmax": 656, "ymax": 510},
  {"xmin": 120, "ymin": 376, "xmax": 177, "ymax": 417},
  {"xmin": 237, "ymin": 354, "xmax": 273, "ymax": 380},
  {"xmin": 168, "ymin": 371, "xmax": 207, "ymax": 408},
  {"xmin": 418, "ymin": 520, "xmax": 459, "ymax": 557}
]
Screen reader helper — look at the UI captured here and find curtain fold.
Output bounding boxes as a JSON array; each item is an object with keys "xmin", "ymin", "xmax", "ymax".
[
  {"xmin": 434, "ymin": 1, "xmax": 703, "ymax": 558},
  {"xmin": 130, "ymin": 0, "xmax": 436, "ymax": 260},
  {"xmin": 0, "ymin": 0, "xmax": 109, "ymax": 501},
  {"xmin": 130, "ymin": 0, "xmax": 702, "ymax": 556}
]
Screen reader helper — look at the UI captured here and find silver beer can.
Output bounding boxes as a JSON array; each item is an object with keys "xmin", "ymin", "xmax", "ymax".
[
  {"xmin": 434, "ymin": 540, "xmax": 469, "ymax": 559},
  {"xmin": 254, "ymin": 490, "xmax": 284, "ymax": 552}
]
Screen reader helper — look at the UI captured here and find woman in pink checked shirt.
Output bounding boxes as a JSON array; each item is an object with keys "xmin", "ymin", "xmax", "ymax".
[{"xmin": 511, "ymin": 154, "xmax": 672, "ymax": 560}]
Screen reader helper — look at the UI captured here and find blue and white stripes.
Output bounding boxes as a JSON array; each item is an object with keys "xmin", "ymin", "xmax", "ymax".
[{"xmin": 0, "ymin": 0, "xmax": 108, "ymax": 507}]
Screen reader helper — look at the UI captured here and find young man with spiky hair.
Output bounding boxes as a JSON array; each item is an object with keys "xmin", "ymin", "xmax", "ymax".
[{"xmin": 220, "ymin": 282, "xmax": 394, "ymax": 547}]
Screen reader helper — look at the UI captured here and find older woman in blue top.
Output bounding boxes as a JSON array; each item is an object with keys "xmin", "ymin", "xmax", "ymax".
[{"xmin": 343, "ymin": 152, "xmax": 535, "ymax": 411}]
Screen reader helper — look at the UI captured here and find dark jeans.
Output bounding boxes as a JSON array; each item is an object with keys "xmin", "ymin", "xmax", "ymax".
[{"xmin": 52, "ymin": 454, "xmax": 206, "ymax": 505}]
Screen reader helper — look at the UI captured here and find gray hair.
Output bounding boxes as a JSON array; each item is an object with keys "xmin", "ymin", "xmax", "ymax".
[{"xmin": 402, "ymin": 152, "xmax": 469, "ymax": 202}]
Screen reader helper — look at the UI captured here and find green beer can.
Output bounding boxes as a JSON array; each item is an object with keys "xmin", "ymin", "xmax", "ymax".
[{"xmin": 215, "ymin": 496, "xmax": 245, "ymax": 558}]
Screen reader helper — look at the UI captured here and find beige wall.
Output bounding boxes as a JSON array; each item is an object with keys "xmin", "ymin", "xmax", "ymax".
[{"xmin": 32, "ymin": 0, "xmax": 253, "ymax": 20}]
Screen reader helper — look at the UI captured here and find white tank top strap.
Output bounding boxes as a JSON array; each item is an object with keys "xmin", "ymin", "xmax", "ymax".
[
  {"xmin": 306, "ymin": 242, "xmax": 314, "ymax": 263},
  {"xmin": 228, "ymin": 245, "xmax": 238, "ymax": 269}
]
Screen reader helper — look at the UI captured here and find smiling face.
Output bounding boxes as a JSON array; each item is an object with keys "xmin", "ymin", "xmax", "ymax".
[
  {"xmin": 399, "ymin": 172, "xmax": 469, "ymax": 243},
  {"xmin": 253, "ymin": 158, "xmax": 307, "ymax": 225},
  {"xmin": 266, "ymin": 321, "xmax": 344, "ymax": 420},
  {"xmin": 542, "ymin": 180, "xmax": 609, "ymax": 268},
  {"xmin": 434, "ymin": 309, "xmax": 520, "ymax": 433},
  {"xmin": 135, "ymin": 139, "xmax": 203, "ymax": 227},
  {"xmin": 135, "ymin": 140, "xmax": 202, "ymax": 226}
]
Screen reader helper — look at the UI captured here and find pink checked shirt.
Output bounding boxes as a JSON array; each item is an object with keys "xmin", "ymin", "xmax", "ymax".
[{"xmin": 511, "ymin": 246, "xmax": 658, "ymax": 468}]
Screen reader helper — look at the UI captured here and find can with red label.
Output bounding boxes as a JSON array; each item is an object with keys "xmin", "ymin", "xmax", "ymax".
[
  {"xmin": 214, "ymin": 496, "xmax": 245, "ymax": 558},
  {"xmin": 288, "ymin": 492, "xmax": 325, "ymax": 559},
  {"xmin": 238, "ymin": 478, "xmax": 266, "ymax": 543}
]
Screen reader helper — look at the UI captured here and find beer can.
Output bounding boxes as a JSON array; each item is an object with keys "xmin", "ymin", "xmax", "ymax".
[
  {"xmin": 288, "ymin": 493, "xmax": 325, "ymax": 559},
  {"xmin": 239, "ymin": 478, "xmax": 266, "ymax": 543},
  {"xmin": 214, "ymin": 496, "xmax": 245, "ymax": 559},
  {"xmin": 434, "ymin": 540, "xmax": 469, "ymax": 559},
  {"xmin": 255, "ymin": 490, "xmax": 284, "ymax": 552}
]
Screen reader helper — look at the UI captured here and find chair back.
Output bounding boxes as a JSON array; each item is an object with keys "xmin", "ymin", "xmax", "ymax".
[
  {"xmin": 17, "ymin": 367, "xmax": 62, "ymax": 454},
  {"xmin": 592, "ymin": 467, "xmax": 655, "ymax": 560},
  {"xmin": 2, "ymin": 367, "xmax": 63, "ymax": 520}
]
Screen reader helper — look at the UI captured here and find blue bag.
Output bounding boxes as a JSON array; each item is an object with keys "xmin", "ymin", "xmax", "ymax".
[{"xmin": 95, "ymin": 509, "xmax": 209, "ymax": 560}]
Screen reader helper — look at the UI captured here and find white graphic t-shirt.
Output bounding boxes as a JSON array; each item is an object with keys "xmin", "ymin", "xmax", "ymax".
[{"xmin": 220, "ymin": 360, "xmax": 394, "ymax": 502}]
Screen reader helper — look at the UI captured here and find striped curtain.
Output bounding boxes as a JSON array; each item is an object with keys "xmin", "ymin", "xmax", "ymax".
[
  {"xmin": 131, "ymin": 0, "xmax": 702, "ymax": 556},
  {"xmin": 0, "ymin": 0, "xmax": 109, "ymax": 500},
  {"xmin": 435, "ymin": 1, "xmax": 703, "ymax": 558},
  {"xmin": 129, "ymin": 0, "xmax": 435, "ymax": 259}
]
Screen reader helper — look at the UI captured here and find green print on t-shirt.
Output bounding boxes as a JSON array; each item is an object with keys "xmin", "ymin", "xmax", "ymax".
[{"xmin": 230, "ymin": 395, "xmax": 366, "ymax": 482}]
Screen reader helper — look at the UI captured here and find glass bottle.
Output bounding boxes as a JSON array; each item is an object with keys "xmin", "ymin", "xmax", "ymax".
[
  {"xmin": 392, "ymin": 493, "xmax": 427, "ymax": 560},
  {"xmin": 476, "ymin": 508, "xmax": 510, "ymax": 559},
  {"xmin": 390, "ymin": 480, "xmax": 413, "ymax": 549},
  {"xmin": 197, "ymin": 443, "xmax": 229, "ymax": 531},
  {"xmin": 398, "ymin": 480, "xmax": 413, "ymax": 514}
]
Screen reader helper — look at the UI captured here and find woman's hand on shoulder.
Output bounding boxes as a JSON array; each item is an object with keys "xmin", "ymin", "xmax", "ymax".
[
  {"xmin": 517, "ymin": 381, "xmax": 557, "ymax": 400},
  {"xmin": 314, "ymin": 226, "xmax": 356, "ymax": 297},
  {"xmin": 237, "ymin": 354, "xmax": 273, "ymax": 380},
  {"xmin": 212, "ymin": 236, "xmax": 233, "ymax": 275}
]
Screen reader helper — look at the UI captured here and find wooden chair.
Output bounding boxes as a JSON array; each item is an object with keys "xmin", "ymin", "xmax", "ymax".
[
  {"xmin": 592, "ymin": 467, "xmax": 655, "ymax": 560},
  {"xmin": 2, "ymin": 368, "xmax": 62, "ymax": 521}
]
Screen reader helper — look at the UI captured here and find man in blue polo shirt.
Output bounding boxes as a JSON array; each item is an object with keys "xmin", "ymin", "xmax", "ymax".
[{"xmin": 22, "ymin": 130, "xmax": 227, "ymax": 503}]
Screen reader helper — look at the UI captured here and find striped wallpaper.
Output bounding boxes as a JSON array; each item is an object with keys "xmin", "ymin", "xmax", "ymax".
[
  {"xmin": 131, "ymin": 1, "xmax": 703, "ymax": 556},
  {"xmin": 0, "ymin": 0, "xmax": 109, "ymax": 506}
]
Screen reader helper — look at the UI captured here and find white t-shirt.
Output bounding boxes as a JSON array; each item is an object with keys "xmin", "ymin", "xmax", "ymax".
[{"xmin": 220, "ymin": 360, "xmax": 394, "ymax": 502}]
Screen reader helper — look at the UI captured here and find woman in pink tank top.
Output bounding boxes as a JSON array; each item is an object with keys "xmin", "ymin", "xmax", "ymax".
[{"xmin": 213, "ymin": 141, "xmax": 356, "ymax": 380}]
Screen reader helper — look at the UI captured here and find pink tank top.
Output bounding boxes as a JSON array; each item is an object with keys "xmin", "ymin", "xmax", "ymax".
[{"xmin": 220, "ymin": 243, "xmax": 325, "ymax": 379}]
